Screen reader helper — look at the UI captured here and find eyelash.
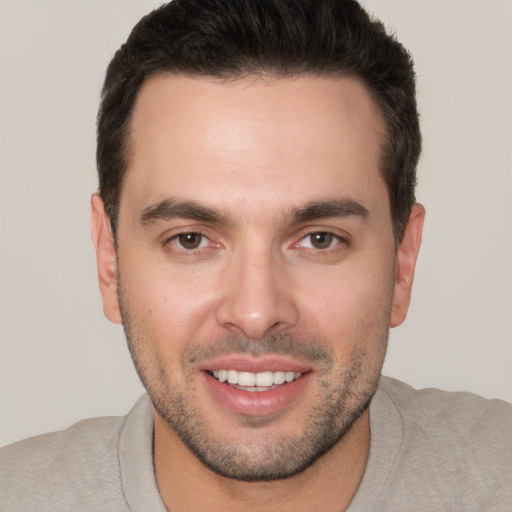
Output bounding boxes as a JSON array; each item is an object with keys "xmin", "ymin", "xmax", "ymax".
[
  {"xmin": 291, "ymin": 231, "xmax": 350, "ymax": 259},
  {"xmin": 295, "ymin": 232, "xmax": 345, "ymax": 250},
  {"xmin": 165, "ymin": 231, "xmax": 215, "ymax": 253},
  {"xmin": 164, "ymin": 230, "xmax": 348, "ymax": 255}
]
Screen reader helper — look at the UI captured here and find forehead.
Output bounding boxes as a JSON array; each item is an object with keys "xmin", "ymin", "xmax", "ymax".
[{"xmin": 121, "ymin": 73, "xmax": 388, "ymax": 221}]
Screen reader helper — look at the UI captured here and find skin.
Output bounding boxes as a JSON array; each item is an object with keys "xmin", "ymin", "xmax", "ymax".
[{"xmin": 92, "ymin": 74, "xmax": 424, "ymax": 511}]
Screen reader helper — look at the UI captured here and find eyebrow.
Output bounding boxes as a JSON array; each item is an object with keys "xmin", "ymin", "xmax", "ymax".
[
  {"xmin": 290, "ymin": 198, "xmax": 369, "ymax": 224},
  {"xmin": 139, "ymin": 198, "xmax": 229, "ymax": 226},
  {"xmin": 139, "ymin": 197, "xmax": 369, "ymax": 227}
]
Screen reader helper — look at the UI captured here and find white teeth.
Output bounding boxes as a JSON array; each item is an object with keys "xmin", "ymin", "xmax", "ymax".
[
  {"xmin": 256, "ymin": 371, "xmax": 275, "ymax": 387},
  {"xmin": 273, "ymin": 371, "xmax": 286, "ymax": 385},
  {"xmin": 237, "ymin": 372, "xmax": 255, "ymax": 386},
  {"xmin": 210, "ymin": 369, "xmax": 303, "ymax": 387}
]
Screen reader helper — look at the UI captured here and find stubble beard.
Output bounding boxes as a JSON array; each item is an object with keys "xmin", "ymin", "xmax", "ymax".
[{"xmin": 118, "ymin": 289, "xmax": 388, "ymax": 482}]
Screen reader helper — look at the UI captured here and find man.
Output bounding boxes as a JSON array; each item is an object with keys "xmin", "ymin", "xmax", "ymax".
[{"xmin": 1, "ymin": 0, "xmax": 511, "ymax": 510}]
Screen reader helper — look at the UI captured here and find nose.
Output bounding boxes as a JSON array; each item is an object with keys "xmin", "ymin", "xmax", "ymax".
[{"xmin": 215, "ymin": 248, "xmax": 299, "ymax": 339}]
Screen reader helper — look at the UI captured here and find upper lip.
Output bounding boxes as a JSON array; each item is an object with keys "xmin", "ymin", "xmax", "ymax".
[{"xmin": 197, "ymin": 354, "xmax": 312, "ymax": 374}]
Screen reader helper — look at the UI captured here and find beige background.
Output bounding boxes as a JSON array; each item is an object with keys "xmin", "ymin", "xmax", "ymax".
[{"xmin": 1, "ymin": 0, "xmax": 511, "ymax": 447}]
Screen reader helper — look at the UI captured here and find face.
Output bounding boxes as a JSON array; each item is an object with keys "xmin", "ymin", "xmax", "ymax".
[{"xmin": 93, "ymin": 74, "xmax": 423, "ymax": 481}]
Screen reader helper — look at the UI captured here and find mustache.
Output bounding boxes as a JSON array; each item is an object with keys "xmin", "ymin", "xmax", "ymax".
[{"xmin": 182, "ymin": 332, "xmax": 334, "ymax": 369}]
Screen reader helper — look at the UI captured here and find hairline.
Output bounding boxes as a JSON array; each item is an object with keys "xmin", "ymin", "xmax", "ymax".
[{"xmin": 110, "ymin": 68, "xmax": 397, "ymax": 244}]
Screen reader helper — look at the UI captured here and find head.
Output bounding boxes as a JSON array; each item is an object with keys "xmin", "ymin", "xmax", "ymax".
[
  {"xmin": 97, "ymin": 0, "xmax": 420, "ymax": 246},
  {"xmin": 92, "ymin": 0, "xmax": 424, "ymax": 483}
]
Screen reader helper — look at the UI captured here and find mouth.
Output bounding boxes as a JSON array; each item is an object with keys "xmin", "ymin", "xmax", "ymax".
[
  {"xmin": 202, "ymin": 364, "xmax": 311, "ymax": 417},
  {"xmin": 208, "ymin": 369, "xmax": 303, "ymax": 392}
]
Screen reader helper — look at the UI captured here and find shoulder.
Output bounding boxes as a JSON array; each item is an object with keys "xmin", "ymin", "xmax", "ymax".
[
  {"xmin": 0, "ymin": 414, "xmax": 128, "ymax": 510},
  {"xmin": 0, "ymin": 413, "xmax": 124, "ymax": 470},
  {"xmin": 373, "ymin": 377, "xmax": 512, "ymax": 509},
  {"xmin": 379, "ymin": 375, "xmax": 512, "ymax": 439}
]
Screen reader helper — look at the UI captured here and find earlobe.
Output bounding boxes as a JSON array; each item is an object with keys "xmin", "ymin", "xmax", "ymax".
[
  {"xmin": 390, "ymin": 203, "xmax": 425, "ymax": 328},
  {"xmin": 91, "ymin": 193, "xmax": 122, "ymax": 324}
]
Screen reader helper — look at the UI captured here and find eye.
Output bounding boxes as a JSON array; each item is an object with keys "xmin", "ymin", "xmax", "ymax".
[
  {"xmin": 171, "ymin": 232, "xmax": 210, "ymax": 250},
  {"xmin": 298, "ymin": 231, "xmax": 341, "ymax": 250}
]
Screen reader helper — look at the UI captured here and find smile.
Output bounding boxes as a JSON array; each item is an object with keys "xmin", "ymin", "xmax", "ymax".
[
  {"xmin": 210, "ymin": 370, "xmax": 303, "ymax": 390},
  {"xmin": 203, "ymin": 366, "xmax": 312, "ymax": 416}
]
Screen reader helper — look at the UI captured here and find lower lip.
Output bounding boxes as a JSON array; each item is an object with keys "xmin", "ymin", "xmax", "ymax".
[{"xmin": 201, "ymin": 371, "xmax": 312, "ymax": 417}]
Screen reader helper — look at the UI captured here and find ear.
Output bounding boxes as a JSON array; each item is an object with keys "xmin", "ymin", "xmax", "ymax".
[
  {"xmin": 91, "ymin": 193, "xmax": 122, "ymax": 324},
  {"xmin": 390, "ymin": 203, "xmax": 425, "ymax": 328}
]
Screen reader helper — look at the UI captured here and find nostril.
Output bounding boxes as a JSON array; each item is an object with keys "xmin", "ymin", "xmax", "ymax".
[{"xmin": 214, "ymin": 265, "xmax": 300, "ymax": 338}]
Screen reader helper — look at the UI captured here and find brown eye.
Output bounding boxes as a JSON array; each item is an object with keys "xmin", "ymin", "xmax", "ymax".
[
  {"xmin": 177, "ymin": 233, "xmax": 205, "ymax": 250},
  {"xmin": 309, "ymin": 232, "xmax": 333, "ymax": 249}
]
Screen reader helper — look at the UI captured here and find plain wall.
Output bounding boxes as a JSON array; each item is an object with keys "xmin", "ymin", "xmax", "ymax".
[{"xmin": 1, "ymin": 0, "xmax": 511, "ymax": 447}]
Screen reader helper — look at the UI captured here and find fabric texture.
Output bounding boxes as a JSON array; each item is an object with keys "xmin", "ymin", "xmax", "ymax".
[
  {"xmin": 1, "ymin": 376, "xmax": 511, "ymax": 511},
  {"xmin": 348, "ymin": 377, "xmax": 512, "ymax": 511}
]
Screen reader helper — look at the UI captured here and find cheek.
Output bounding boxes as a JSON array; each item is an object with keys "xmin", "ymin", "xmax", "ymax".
[
  {"xmin": 119, "ymin": 258, "xmax": 221, "ymax": 344},
  {"xmin": 298, "ymin": 263, "xmax": 394, "ymax": 342}
]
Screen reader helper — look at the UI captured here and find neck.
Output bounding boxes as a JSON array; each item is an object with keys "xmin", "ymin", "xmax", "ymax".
[{"xmin": 154, "ymin": 410, "xmax": 370, "ymax": 512}]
